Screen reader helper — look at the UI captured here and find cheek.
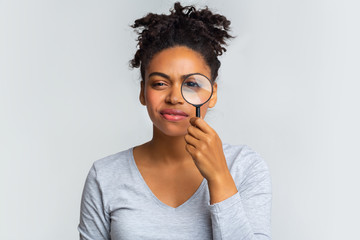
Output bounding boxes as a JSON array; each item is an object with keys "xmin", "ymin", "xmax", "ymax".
[
  {"xmin": 199, "ymin": 103, "xmax": 210, "ymax": 117},
  {"xmin": 145, "ymin": 89, "xmax": 163, "ymax": 109}
]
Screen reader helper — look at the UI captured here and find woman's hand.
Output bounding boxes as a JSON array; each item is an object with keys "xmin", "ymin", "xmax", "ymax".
[
  {"xmin": 185, "ymin": 117, "xmax": 238, "ymax": 204},
  {"xmin": 185, "ymin": 117, "xmax": 228, "ymax": 181}
]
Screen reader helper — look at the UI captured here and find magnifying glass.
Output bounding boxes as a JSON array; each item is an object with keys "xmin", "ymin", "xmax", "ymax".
[{"xmin": 181, "ymin": 73, "xmax": 213, "ymax": 118}]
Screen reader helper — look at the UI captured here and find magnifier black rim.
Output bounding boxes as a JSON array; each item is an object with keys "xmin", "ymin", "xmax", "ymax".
[{"xmin": 180, "ymin": 73, "xmax": 214, "ymax": 107}]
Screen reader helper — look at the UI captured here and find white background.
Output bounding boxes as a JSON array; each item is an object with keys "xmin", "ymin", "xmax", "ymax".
[{"xmin": 1, "ymin": 0, "xmax": 359, "ymax": 239}]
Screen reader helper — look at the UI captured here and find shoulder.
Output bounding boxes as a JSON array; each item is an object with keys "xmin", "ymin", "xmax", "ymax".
[
  {"xmin": 222, "ymin": 143, "xmax": 271, "ymax": 187},
  {"xmin": 88, "ymin": 147, "xmax": 134, "ymax": 184},
  {"xmin": 223, "ymin": 143, "xmax": 267, "ymax": 168}
]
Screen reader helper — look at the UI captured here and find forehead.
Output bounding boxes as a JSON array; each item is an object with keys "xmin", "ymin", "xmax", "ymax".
[{"xmin": 146, "ymin": 46, "xmax": 211, "ymax": 79}]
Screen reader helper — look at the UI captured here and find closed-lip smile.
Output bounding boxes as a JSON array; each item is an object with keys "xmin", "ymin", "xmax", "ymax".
[{"xmin": 160, "ymin": 109, "xmax": 189, "ymax": 121}]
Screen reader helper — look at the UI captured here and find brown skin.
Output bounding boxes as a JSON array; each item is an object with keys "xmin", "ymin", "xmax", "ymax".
[{"xmin": 133, "ymin": 46, "xmax": 237, "ymax": 207}]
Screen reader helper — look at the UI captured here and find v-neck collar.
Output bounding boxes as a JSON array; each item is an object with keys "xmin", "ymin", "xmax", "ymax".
[{"xmin": 128, "ymin": 147, "xmax": 206, "ymax": 211}]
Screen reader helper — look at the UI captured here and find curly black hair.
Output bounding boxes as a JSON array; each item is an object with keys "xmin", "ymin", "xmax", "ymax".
[{"xmin": 130, "ymin": 2, "xmax": 233, "ymax": 82}]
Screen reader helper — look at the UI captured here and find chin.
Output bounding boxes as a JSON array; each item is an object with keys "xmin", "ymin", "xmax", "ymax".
[
  {"xmin": 154, "ymin": 124, "xmax": 189, "ymax": 137},
  {"xmin": 165, "ymin": 131, "xmax": 187, "ymax": 137}
]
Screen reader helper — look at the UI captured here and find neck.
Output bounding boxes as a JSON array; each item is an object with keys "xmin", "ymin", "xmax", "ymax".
[{"xmin": 144, "ymin": 125, "xmax": 192, "ymax": 165}]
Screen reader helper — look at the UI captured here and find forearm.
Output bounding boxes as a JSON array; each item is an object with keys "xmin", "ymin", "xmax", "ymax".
[
  {"xmin": 207, "ymin": 152, "xmax": 272, "ymax": 240},
  {"xmin": 207, "ymin": 172, "xmax": 238, "ymax": 205}
]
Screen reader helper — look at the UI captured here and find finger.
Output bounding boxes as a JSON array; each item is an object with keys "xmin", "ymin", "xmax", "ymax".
[
  {"xmin": 185, "ymin": 143, "xmax": 196, "ymax": 156},
  {"xmin": 184, "ymin": 134, "xmax": 200, "ymax": 148},
  {"xmin": 187, "ymin": 125, "xmax": 206, "ymax": 140},
  {"xmin": 189, "ymin": 117, "xmax": 214, "ymax": 134}
]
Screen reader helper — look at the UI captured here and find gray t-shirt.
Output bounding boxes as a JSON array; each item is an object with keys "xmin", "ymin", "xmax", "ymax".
[{"xmin": 78, "ymin": 143, "xmax": 272, "ymax": 240}]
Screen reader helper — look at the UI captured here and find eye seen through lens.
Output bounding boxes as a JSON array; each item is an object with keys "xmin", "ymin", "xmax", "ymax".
[{"xmin": 181, "ymin": 74, "xmax": 213, "ymax": 106}]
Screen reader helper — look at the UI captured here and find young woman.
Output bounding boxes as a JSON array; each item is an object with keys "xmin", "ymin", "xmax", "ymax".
[{"xmin": 78, "ymin": 2, "xmax": 271, "ymax": 240}]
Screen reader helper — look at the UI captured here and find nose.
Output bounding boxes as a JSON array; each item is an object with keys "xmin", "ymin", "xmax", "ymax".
[{"xmin": 165, "ymin": 85, "xmax": 184, "ymax": 105}]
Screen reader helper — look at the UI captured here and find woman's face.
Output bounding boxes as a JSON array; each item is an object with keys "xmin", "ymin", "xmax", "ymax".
[{"xmin": 140, "ymin": 46, "xmax": 218, "ymax": 137}]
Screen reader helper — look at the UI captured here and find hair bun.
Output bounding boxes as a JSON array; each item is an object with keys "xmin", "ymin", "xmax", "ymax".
[{"xmin": 130, "ymin": 2, "xmax": 233, "ymax": 81}]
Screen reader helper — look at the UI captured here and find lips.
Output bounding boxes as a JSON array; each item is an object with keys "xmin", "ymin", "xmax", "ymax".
[
  {"xmin": 160, "ymin": 109, "xmax": 189, "ymax": 121},
  {"xmin": 160, "ymin": 109, "xmax": 188, "ymax": 116}
]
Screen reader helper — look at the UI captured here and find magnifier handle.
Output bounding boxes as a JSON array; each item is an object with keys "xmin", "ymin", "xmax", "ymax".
[{"xmin": 196, "ymin": 106, "xmax": 200, "ymax": 118}]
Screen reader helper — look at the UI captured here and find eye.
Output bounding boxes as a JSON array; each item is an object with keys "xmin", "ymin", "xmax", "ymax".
[
  {"xmin": 151, "ymin": 81, "xmax": 168, "ymax": 89},
  {"xmin": 184, "ymin": 81, "xmax": 200, "ymax": 88}
]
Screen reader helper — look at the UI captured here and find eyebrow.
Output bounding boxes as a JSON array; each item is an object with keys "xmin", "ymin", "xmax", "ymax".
[
  {"xmin": 148, "ymin": 72, "xmax": 205, "ymax": 81},
  {"xmin": 148, "ymin": 72, "xmax": 171, "ymax": 80}
]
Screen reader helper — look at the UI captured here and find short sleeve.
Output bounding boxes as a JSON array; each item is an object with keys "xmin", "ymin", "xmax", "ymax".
[{"xmin": 78, "ymin": 164, "xmax": 111, "ymax": 240}]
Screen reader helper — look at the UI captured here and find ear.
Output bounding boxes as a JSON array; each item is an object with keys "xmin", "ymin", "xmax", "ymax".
[
  {"xmin": 208, "ymin": 82, "xmax": 217, "ymax": 108},
  {"xmin": 139, "ymin": 80, "xmax": 146, "ymax": 106}
]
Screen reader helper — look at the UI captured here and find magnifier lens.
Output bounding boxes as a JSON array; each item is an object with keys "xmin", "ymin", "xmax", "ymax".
[{"xmin": 181, "ymin": 74, "xmax": 212, "ymax": 106}]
